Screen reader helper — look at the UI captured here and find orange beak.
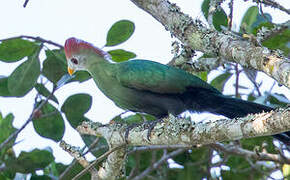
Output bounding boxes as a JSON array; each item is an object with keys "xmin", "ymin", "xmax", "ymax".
[{"xmin": 68, "ymin": 67, "xmax": 75, "ymax": 76}]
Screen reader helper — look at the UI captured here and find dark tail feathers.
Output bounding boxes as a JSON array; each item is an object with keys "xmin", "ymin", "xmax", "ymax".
[
  {"xmin": 210, "ymin": 95, "xmax": 290, "ymax": 146},
  {"xmin": 181, "ymin": 89, "xmax": 290, "ymax": 146}
]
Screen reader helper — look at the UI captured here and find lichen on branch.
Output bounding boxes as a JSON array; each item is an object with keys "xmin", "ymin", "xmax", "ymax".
[{"xmin": 129, "ymin": 0, "xmax": 290, "ymax": 88}]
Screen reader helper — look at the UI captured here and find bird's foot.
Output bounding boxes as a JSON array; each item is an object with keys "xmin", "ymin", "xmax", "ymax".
[
  {"xmin": 144, "ymin": 119, "xmax": 163, "ymax": 141},
  {"xmin": 124, "ymin": 119, "xmax": 163, "ymax": 143},
  {"xmin": 125, "ymin": 123, "xmax": 139, "ymax": 143}
]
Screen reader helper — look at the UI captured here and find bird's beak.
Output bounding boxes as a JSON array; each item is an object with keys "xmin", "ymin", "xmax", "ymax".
[{"xmin": 67, "ymin": 67, "xmax": 75, "ymax": 76}]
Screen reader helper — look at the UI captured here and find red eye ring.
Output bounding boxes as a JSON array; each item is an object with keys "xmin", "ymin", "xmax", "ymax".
[{"xmin": 71, "ymin": 58, "xmax": 78, "ymax": 65}]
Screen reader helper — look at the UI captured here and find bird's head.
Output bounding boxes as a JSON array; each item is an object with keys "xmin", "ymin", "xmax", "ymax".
[{"xmin": 64, "ymin": 37, "xmax": 110, "ymax": 75}]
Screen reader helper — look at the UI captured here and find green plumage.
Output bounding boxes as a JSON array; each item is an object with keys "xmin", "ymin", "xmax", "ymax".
[
  {"xmin": 85, "ymin": 54, "xmax": 271, "ymax": 119},
  {"xmin": 64, "ymin": 37, "xmax": 289, "ymax": 144}
]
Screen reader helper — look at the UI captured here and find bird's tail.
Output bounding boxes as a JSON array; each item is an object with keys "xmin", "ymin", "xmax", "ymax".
[
  {"xmin": 207, "ymin": 95, "xmax": 273, "ymax": 119},
  {"xmin": 182, "ymin": 89, "xmax": 290, "ymax": 145}
]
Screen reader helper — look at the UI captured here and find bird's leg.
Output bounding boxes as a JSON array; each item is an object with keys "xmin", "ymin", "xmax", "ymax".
[
  {"xmin": 144, "ymin": 118, "xmax": 163, "ymax": 140},
  {"xmin": 125, "ymin": 123, "xmax": 140, "ymax": 143},
  {"xmin": 124, "ymin": 118, "xmax": 164, "ymax": 143}
]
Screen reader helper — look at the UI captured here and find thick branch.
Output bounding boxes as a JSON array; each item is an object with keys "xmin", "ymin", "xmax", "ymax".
[
  {"xmin": 76, "ymin": 108, "xmax": 289, "ymax": 179},
  {"xmin": 129, "ymin": 0, "xmax": 290, "ymax": 88},
  {"xmin": 78, "ymin": 108, "xmax": 290, "ymax": 147}
]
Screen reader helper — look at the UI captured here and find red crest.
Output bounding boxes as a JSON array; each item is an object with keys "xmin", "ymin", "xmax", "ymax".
[{"xmin": 64, "ymin": 37, "xmax": 108, "ymax": 59}]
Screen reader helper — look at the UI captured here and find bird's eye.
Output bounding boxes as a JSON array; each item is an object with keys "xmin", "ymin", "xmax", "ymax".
[{"xmin": 71, "ymin": 58, "xmax": 78, "ymax": 65}]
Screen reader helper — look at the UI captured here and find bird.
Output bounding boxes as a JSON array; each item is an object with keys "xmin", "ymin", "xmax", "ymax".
[{"xmin": 64, "ymin": 37, "xmax": 289, "ymax": 145}]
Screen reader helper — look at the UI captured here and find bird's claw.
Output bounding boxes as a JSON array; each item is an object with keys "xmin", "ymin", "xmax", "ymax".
[
  {"xmin": 124, "ymin": 119, "xmax": 163, "ymax": 143},
  {"xmin": 125, "ymin": 123, "xmax": 139, "ymax": 143},
  {"xmin": 144, "ymin": 119, "xmax": 163, "ymax": 140}
]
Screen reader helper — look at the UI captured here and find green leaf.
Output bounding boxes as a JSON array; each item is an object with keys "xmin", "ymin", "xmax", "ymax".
[
  {"xmin": 262, "ymin": 29, "xmax": 290, "ymax": 55},
  {"xmin": 267, "ymin": 93, "xmax": 290, "ymax": 107},
  {"xmin": 193, "ymin": 71, "xmax": 208, "ymax": 82},
  {"xmin": 0, "ymin": 113, "xmax": 17, "ymax": 144},
  {"xmin": 111, "ymin": 113, "xmax": 156, "ymax": 125},
  {"xmin": 0, "ymin": 38, "xmax": 38, "ymax": 62},
  {"xmin": 81, "ymin": 135, "xmax": 108, "ymax": 157},
  {"xmin": 0, "ymin": 77, "xmax": 11, "ymax": 97},
  {"xmin": 0, "ymin": 168, "xmax": 15, "ymax": 180},
  {"xmin": 108, "ymin": 49, "xmax": 136, "ymax": 62},
  {"xmin": 35, "ymin": 83, "xmax": 59, "ymax": 104},
  {"xmin": 7, "ymin": 47, "xmax": 41, "ymax": 97},
  {"xmin": 5, "ymin": 149, "xmax": 54, "ymax": 174},
  {"xmin": 210, "ymin": 72, "xmax": 232, "ymax": 92},
  {"xmin": 106, "ymin": 20, "xmax": 135, "ymax": 46},
  {"xmin": 252, "ymin": 13, "xmax": 272, "ymax": 30},
  {"xmin": 201, "ymin": 0, "xmax": 228, "ymax": 31},
  {"xmin": 33, "ymin": 101, "xmax": 65, "ymax": 142},
  {"xmin": 241, "ymin": 136, "xmax": 275, "ymax": 153},
  {"xmin": 240, "ymin": 6, "xmax": 259, "ymax": 33},
  {"xmin": 55, "ymin": 162, "xmax": 90, "ymax": 180},
  {"xmin": 222, "ymin": 156, "xmax": 264, "ymax": 179},
  {"xmin": 69, "ymin": 71, "xmax": 91, "ymax": 83},
  {"xmin": 61, "ymin": 93, "xmax": 92, "ymax": 128},
  {"xmin": 42, "ymin": 50, "xmax": 67, "ymax": 84},
  {"xmin": 30, "ymin": 175, "xmax": 51, "ymax": 180}
]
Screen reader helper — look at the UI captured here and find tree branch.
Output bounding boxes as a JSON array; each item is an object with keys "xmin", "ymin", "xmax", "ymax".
[
  {"xmin": 256, "ymin": 20, "xmax": 290, "ymax": 43},
  {"xmin": 60, "ymin": 140, "xmax": 98, "ymax": 179},
  {"xmin": 251, "ymin": 0, "xmax": 290, "ymax": 15},
  {"xmin": 131, "ymin": 149, "xmax": 185, "ymax": 180},
  {"xmin": 79, "ymin": 107, "xmax": 289, "ymax": 154},
  {"xmin": 74, "ymin": 107, "xmax": 290, "ymax": 179},
  {"xmin": 129, "ymin": 0, "xmax": 290, "ymax": 88},
  {"xmin": 78, "ymin": 108, "xmax": 290, "ymax": 147},
  {"xmin": 211, "ymin": 142, "xmax": 290, "ymax": 164},
  {"xmin": 70, "ymin": 144, "xmax": 126, "ymax": 180},
  {"xmin": 0, "ymin": 35, "xmax": 63, "ymax": 49}
]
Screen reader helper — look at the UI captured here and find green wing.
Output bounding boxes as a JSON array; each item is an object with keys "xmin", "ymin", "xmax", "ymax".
[{"xmin": 115, "ymin": 60, "xmax": 219, "ymax": 94}]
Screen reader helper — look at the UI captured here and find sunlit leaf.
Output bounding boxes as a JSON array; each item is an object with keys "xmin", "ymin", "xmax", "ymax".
[
  {"xmin": 35, "ymin": 83, "xmax": 59, "ymax": 104},
  {"xmin": 0, "ymin": 38, "xmax": 38, "ymax": 62},
  {"xmin": 210, "ymin": 72, "xmax": 232, "ymax": 92},
  {"xmin": 106, "ymin": 20, "xmax": 135, "ymax": 46},
  {"xmin": 0, "ymin": 113, "xmax": 16, "ymax": 144},
  {"xmin": 5, "ymin": 149, "xmax": 54, "ymax": 174},
  {"xmin": 33, "ymin": 101, "xmax": 65, "ymax": 142},
  {"xmin": 240, "ymin": 6, "xmax": 259, "ymax": 33},
  {"xmin": 42, "ymin": 50, "xmax": 67, "ymax": 84},
  {"xmin": 108, "ymin": 49, "xmax": 136, "ymax": 62},
  {"xmin": 7, "ymin": 47, "xmax": 41, "ymax": 97},
  {"xmin": 61, "ymin": 93, "xmax": 92, "ymax": 128},
  {"xmin": 0, "ymin": 77, "xmax": 11, "ymax": 97},
  {"xmin": 201, "ymin": 0, "xmax": 228, "ymax": 31}
]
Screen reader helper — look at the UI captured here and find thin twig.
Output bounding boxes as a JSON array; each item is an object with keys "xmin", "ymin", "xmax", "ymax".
[
  {"xmin": 228, "ymin": 0, "xmax": 234, "ymax": 30},
  {"xmin": 234, "ymin": 64, "xmax": 240, "ymax": 97},
  {"xmin": 72, "ymin": 144, "xmax": 126, "ymax": 180},
  {"xmin": 128, "ymin": 144, "xmax": 192, "ymax": 154},
  {"xmin": 207, "ymin": 0, "xmax": 217, "ymax": 29},
  {"xmin": 0, "ymin": 35, "xmax": 63, "ymax": 49},
  {"xmin": 131, "ymin": 149, "xmax": 186, "ymax": 180},
  {"xmin": 246, "ymin": 158, "xmax": 276, "ymax": 180},
  {"xmin": 211, "ymin": 142, "xmax": 290, "ymax": 164},
  {"xmin": 59, "ymin": 138, "xmax": 100, "ymax": 180},
  {"xmin": 251, "ymin": 0, "xmax": 290, "ymax": 15},
  {"xmin": 258, "ymin": 1, "xmax": 271, "ymax": 22},
  {"xmin": 23, "ymin": 0, "xmax": 29, "ymax": 8}
]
